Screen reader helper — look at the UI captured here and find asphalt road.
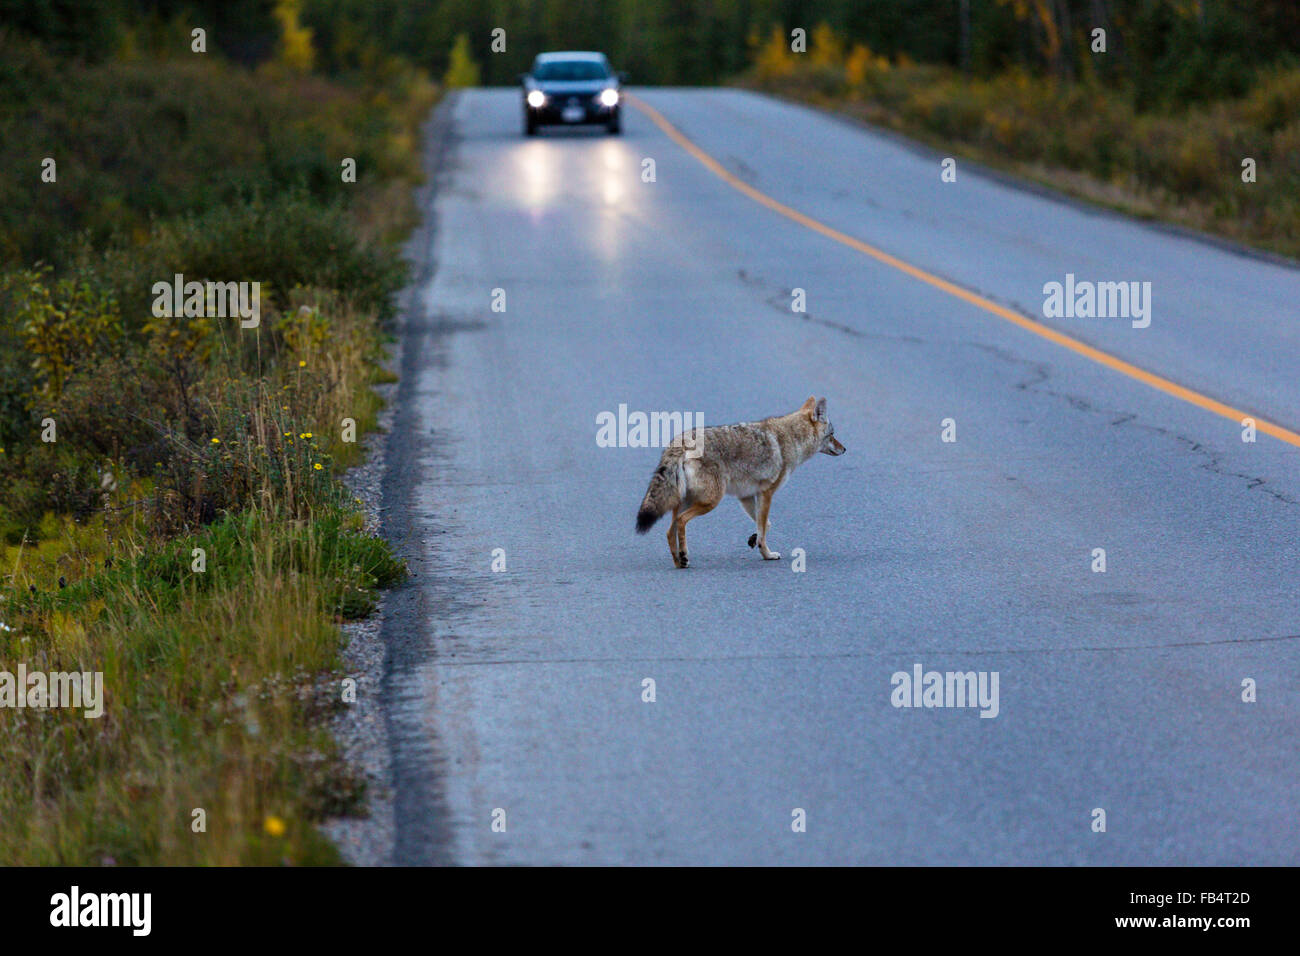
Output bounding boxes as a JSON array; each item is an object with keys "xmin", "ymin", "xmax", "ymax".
[{"xmin": 377, "ymin": 87, "xmax": 1300, "ymax": 865}]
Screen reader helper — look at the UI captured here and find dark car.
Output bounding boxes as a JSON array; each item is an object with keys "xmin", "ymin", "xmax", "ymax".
[{"xmin": 521, "ymin": 51, "xmax": 626, "ymax": 136}]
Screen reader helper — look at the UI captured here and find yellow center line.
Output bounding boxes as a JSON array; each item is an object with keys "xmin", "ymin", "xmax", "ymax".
[{"xmin": 626, "ymin": 92, "xmax": 1300, "ymax": 450}]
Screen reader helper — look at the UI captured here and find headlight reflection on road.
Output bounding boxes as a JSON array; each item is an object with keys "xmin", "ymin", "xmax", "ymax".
[
  {"xmin": 593, "ymin": 140, "xmax": 631, "ymax": 260},
  {"xmin": 599, "ymin": 142, "xmax": 624, "ymax": 206},
  {"xmin": 600, "ymin": 142, "xmax": 624, "ymax": 171},
  {"xmin": 517, "ymin": 142, "xmax": 560, "ymax": 210}
]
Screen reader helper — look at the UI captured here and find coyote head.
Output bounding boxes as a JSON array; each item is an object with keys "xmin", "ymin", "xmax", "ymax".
[{"xmin": 805, "ymin": 396, "xmax": 846, "ymax": 456}]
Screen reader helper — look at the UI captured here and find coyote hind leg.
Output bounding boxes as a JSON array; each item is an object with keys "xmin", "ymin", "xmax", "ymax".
[
  {"xmin": 675, "ymin": 498, "xmax": 719, "ymax": 568},
  {"xmin": 667, "ymin": 508, "xmax": 683, "ymax": 567}
]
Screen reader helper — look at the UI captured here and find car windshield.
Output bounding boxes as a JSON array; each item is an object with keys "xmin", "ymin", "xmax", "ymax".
[{"xmin": 533, "ymin": 60, "xmax": 609, "ymax": 81}]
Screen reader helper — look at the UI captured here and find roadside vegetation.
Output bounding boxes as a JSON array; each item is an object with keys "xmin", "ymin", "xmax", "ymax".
[
  {"xmin": 0, "ymin": 4, "xmax": 435, "ymax": 864},
  {"xmin": 738, "ymin": 11, "xmax": 1300, "ymax": 260}
]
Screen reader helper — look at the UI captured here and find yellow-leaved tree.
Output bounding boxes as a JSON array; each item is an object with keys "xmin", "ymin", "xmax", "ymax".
[
  {"xmin": 809, "ymin": 23, "xmax": 844, "ymax": 69},
  {"xmin": 274, "ymin": 0, "xmax": 314, "ymax": 73},
  {"xmin": 754, "ymin": 26, "xmax": 795, "ymax": 80},
  {"xmin": 444, "ymin": 34, "xmax": 481, "ymax": 89}
]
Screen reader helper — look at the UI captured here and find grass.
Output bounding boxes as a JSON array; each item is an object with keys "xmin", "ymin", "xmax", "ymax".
[
  {"xmin": 1, "ymin": 508, "xmax": 402, "ymax": 865},
  {"xmin": 0, "ymin": 302, "xmax": 409, "ymax": 863}
]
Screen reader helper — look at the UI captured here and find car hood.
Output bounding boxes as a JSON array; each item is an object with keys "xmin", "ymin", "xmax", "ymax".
[{"xmin": 530, "ymin": 79, "xmax": 611, "ymax": 96}]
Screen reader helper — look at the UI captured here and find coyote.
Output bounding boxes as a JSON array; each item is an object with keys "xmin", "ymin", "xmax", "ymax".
[{"xmin": 635, "ymin": 397, "xmax": 846, "ymax": 568}]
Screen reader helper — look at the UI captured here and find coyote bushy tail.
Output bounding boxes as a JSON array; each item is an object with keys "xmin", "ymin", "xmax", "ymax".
[{"xmin": 635, "ymin": 459, "xmax": 682, "ymax": 533}]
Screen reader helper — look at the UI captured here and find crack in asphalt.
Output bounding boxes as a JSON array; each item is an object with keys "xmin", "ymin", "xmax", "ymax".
[
  {"xmin": 736, "ymin": 267, "xmax": 927, "ymax": 346},
  {"xmin": 968, "ymin": 341, "xmax": 1300, "ymax": 507},
  {"xmin": 725, "ymin": 154, "xmax": 758, "ymax": 184},
  {"xmin": 734, "ymin": 264, "xmax": 1295, "ymax": 508}
]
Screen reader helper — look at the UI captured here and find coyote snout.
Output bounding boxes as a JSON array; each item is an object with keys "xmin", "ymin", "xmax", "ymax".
[{"xmin": 634, "ymin": 396, "xmax": 845, "ymax": 568}]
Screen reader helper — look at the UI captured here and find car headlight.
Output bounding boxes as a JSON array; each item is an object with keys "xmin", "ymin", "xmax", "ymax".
[
  {"xmin": 599, "ymin": 88, "xmax": 619, "ymax": 107},
  {"xmin": 527, "ymin": 90, "xmax": 546, "ymax": 108}
]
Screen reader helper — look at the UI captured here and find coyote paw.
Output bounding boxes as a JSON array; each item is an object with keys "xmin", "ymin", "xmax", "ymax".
[
  {"xmin": 747, "ymin": 533, "xmax": 757, "ymax": 548},
  {"xmin": 761, "ymin": 550, "xmax": 781, "ymax": 561},
  {"xmin": 676, "ymin": 550, "xmax": 690, "ymax": 569}
]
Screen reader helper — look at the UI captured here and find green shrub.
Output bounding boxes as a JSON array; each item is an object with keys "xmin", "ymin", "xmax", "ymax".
[
  {"xmin": 1, "ymin": 265, "xmax": 123, "ymax": 400},
  {"xmin": 95, "ymin": 192, "xmax": 405, "ymax": 328},
  {"xmin": 0, "ymin": 31, "xmax": 422, "ymax": 272}
]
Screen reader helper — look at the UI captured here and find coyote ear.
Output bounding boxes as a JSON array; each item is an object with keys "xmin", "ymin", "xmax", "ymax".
[
  {"xmin": 801, "ymin": 395, "xmax": 817, "ymax": 415},
  {"xmin": 813, "ymin": 397, "xmax": 828, "ymax": 422}
]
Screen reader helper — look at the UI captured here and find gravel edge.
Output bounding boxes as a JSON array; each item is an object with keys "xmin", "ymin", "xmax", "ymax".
[
  {"xmin": 318, "ymin": 334, "xmax": 402, "ymax": 867},
  {"xmin": 319, "ymin": 95, "xmax": 455, "ymax": 867}
]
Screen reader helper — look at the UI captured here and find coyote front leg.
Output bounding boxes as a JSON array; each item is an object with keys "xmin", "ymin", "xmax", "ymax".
[
  {"xmin": 755, "ymin": 488, "xmax": 780, "ymax": 560},
  {"xmin": 740, "ymin": 496, "xmax": 771, "ymax": 550}
]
